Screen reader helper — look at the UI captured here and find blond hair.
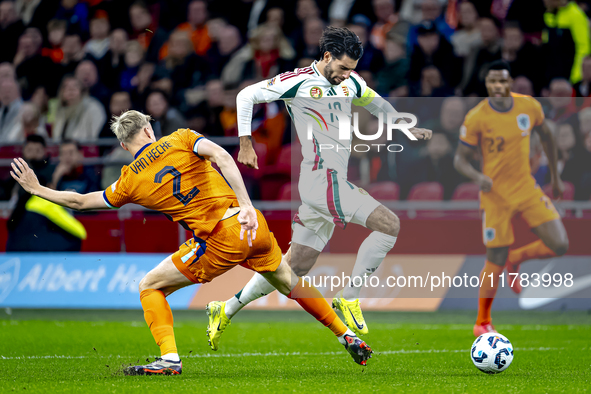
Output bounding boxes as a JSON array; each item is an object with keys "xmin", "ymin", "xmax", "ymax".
[{"xmin": 110, "ymin": 110, "xmax": 152, "ymax": 143}]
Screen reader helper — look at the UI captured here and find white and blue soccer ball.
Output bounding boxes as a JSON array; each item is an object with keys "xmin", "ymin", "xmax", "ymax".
[{"xmin": 470, "ymin": 332, "xmax": 514, "ymax": 374}]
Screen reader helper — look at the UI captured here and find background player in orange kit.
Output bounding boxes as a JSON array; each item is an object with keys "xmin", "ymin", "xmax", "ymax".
[
  {"xmin": 454, "ymin": 60, "xmax": 570, "ymax": 337},
  {"xmin": 9, "ymin": 110, "xmax": 372, "ymax": 375}
]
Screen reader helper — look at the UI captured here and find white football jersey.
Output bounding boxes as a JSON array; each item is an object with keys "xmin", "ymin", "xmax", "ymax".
[{"xmin": 238, "ymin": 61, "xmax": 377, "ymax": 177}]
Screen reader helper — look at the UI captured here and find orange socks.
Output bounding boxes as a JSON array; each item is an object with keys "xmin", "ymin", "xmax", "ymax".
[
  {"xmin": 140, "ymin": 289, "xmax": 178, "ymax": 357},
  {"xmin": 476, "ymin": 261, "xmax": 505, "ymax": 326},
  {"xmin": 288, "ymin": 278, "xmax": 348, "ymax": 337},
  {"xmin": 508, "ymin": 240, "xmax": 556, "ymax": 266}
]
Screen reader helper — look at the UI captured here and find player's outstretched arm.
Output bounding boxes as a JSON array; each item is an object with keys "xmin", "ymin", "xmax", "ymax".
[
  {"xmin": 453, "ymin": 144, "xmax": 492, "ymax": 192},
  {"xmin": 236, "ymin": 81, "xmax": 270, "ymax": 169},
  {"xmin": 196, "ymin": 139, "xmax": 258, "ymax": 246},
  {"xmin": 535, "ymin": 120, "xmax": 564, "ymax": 199},
  {"xmin": 10, "ymin": 157, "xmax": 107, "ymax": 211}
]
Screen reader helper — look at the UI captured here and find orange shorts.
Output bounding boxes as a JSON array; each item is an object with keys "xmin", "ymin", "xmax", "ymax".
[
  {"xmin": 171, "ymin": 209, "xmax": 282, "ymax": 284},
  {"xmin": 481, "ymin": 186, "xmax": 560, "ymax": 248}
]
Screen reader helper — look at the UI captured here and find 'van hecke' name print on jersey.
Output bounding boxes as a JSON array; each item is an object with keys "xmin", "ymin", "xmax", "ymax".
[{"xmin": 131, "ymin": 141, "xmax": 173, "ymax": 174}]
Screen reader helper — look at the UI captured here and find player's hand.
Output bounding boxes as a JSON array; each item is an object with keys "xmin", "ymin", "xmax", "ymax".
[
  {"xmin": 552, "ymin": 178, "xmax": 565, "ymax": 201},
  {"xmin": 477, "ymin": 174, "xmax": 493, "ymax": 193},
  {"xmin": 410, "ymin": 127, "xmax": 432, "ymax": 140},
  {"xmin": 237, "ymin": 146, "xmax": 259, "ymax": 169},
  {"xmin": 238, "ymin": 206, "xmax": 258, "ymax": 247},
  {"xmin": 10, "ymin": 158, "xmax": 40, "ymax": 194}
]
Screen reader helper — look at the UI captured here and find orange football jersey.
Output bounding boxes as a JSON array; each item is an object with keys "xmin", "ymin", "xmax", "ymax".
[
  {"xmin": 103, "ymin": 128, "xmax": 238, "ymax": 241},
  {"xmin": 460, "ymin": 93, "xmax": 545, "ymax": 204}
]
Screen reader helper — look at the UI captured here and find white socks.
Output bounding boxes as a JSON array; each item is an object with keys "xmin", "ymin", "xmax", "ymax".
[
  {"xmin": 337, "ymin": 328, "xmax": 356, "ymax": 345},
  {"xmin": 342, "ymin": 232, "xmax": 397, "ymax": 301},
  {"xmin": 162, "ymin": 353, "xmax": 180, "ymax": 362},
  {"xmin": 224, "ymin": 273, "xmax": 276, "ymax": 319}
]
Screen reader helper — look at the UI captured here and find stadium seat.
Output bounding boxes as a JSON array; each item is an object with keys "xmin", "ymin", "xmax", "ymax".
[
  {"xmin": 367, "ymin": 181, "xmax": 400, "ymax": 200},
  {"xmin": 407, "ymin": 182, "xmax": 444, "ymax": 201},
  {"xmin": 278, "ymin": 182, "xmax": 300, "ymax": 201},
  {"xmin": 452, "ymin": 182, "xmax": 481, "ymax": 200},
  {"xmin": 543, "ymin": 181, "xmax": 575, "ymax": 200},
  {"xmin": 259, "ymin": 144, "xmax": 302, "ymax": 200}
]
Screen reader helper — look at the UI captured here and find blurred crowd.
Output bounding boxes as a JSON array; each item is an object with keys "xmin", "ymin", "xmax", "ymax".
[{"xmin": 1, "ymin": 0, "xmax": 591, "ymax": 201}]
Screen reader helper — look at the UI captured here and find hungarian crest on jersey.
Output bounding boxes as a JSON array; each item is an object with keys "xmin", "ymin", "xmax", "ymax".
[
  {"xmin": 516, "ymin": 114, "xmax": 530, "ymax": 131},
  {"xmin": 342, "ymin": 85, "xmax": 350, "ymax": 96},
  {"xmin": 310, "ymin": 86, "xmax": 323, "ymax": 99}
]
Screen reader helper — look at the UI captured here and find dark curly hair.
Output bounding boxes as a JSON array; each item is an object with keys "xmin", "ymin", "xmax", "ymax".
[{"xmin": 318, "ymin": 26, "xmax": 364, "ymax": 61}]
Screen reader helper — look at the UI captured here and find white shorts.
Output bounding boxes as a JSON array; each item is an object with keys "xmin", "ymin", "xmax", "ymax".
[{"xmin": 292, "ymin": 168, "xmax": 382, "ymax": 251}]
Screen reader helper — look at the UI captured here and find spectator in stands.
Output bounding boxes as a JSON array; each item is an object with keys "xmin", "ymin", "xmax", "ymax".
[
  {"xmin": 221, "ymin": 23, "xmax": 296, "ymax": 88},
  {"xmin": 154, "ymin": 29, "xmax": 210, "ymax": 103},
  {"xmin": 578, "ymin": 107, "xmax": 591, "ymax": 137},
  {"xmin": 159, "ymin": 0, "xmax": 211, "ymax": 59},
  {"xmin": 5, "ymin": 136, "xmax": 85, "ymax": 252},
  {"xmin": 370, "ymin": 0, "xmax": 398, "ymax": 51},
  {"xmin": 84, "ymin": 11, "xmax": 111, "ymax": 61},
  {"xmin": 451, "ymin": 0, "xmax": 481, "ymax": 58},
  {"xmin": 29, "ymin": 85, "xmax": 50, "ymax": 130},
  {"xmin": 0, "ymin": 0, "xmax": 25, "ymax": 63},
  {"xmin": 53, "ymin": 0, "xmax": 88, "ymax": 37},
  {"xmin": 145, "ymin": 90, "xmax": 185, "ymax": 138},
  {"xmin": 0, "ymin": 134, "xmax": 53, "ymax": 201},
  {"xmin": 512, "ymin": 75, "xmax": 535, "ymax": 96},
  {"xmin": 554, "ymin": 122, "xmax": 579, "ymax": 185},
  {"xmin": 0, "ymin": 77, "xmax": 24, "ymax": 141},
  {"xmin": 577, "ymin": 131, "xmax": 591, "ymax": 200},
  {"xmin": 573, "ymin": 55, "xmax": 591, "ymax": 97},
  {"xmin": 206, "ymin": 24, "xmax": 242, "ymax": 78},
  {"xmin": 14, "ymin": 0, "xmax": 57, "ymax": 30},
  {"xmin": 501, "ymin": 21, "xmax": 543, "ymax": 94},
  {"xmin": 15, "ymin": 28, "xmax": 61, "ymax": 97},
  {"xmin": 412, "ymin": 132, "xmax": 462, "ymax": 199},
  {"xmin": 407, "ymin": 0, "xmax": 454, "ymax": 53},
  {"xmin": 42, "ymin": 19, "xmax": 66, "ymax": 63},
  {"xmin": 11, "ymin": 101, "xmax": 49, "ymax": 141},
  {"xmin": 296, "ymin": 17, "xmax": 324, "ymax": 60},
  {"xmin": 348, "ymin": 17, "xmax": 385, "ymax": 77},
  {"xmin": 95, "ymin": 28, "xmax": 127, "ymax": 91},
  {"xmin": 289, "ymin": 0, "xmax": 322, "ymax": 55},
  {"xmin": 119, "ymin": 40, "xmax": 144, "ymax": 92},
  {"xmin": 0, "ymin": 61, "xmax": 15, "ymax": 79},
  {"xmin": 52, "ymin": 75, "xmax": 106, "ymax": 141},
  {"xmin": 99, "ymin": 90, "xmax": 131, "ymax": 137},
  {"xmin": 463, "ymin": 17, "xmax": 502, "ymax": 96},
  {"xmin": 409, "ymin": 20, "xmax": 462, "ymax": 97},
  {"xmin": 543, "ymin": 0, "xmax": 590, "ymax": 84},
  {"xmin": 189, "ymin": 79, "xmax": 226, "ymax": 137},
  {"xmin": 546, "ymin": 78, "xmax": 578, "ymax": 123},
  {"xmin": 51, "ymin": 139, "xmax": 99, "ymax": 193},
  {"xmin": 375, "ymin": 35, "xmax": 409, "ymax": 96},
  {"xmin": 265, "ymin": 7, "xmax": 284, "ymax": 30},
  {"xmin": 75, "ymin": 60, "xmax": 111, "ymax": 109},
  {"xmin": 60, "ymin": 32, "xmax": 85, "ymax": 75},
  {"xmin": 430, "ymin": 97, "xmax": 466, "ymax": 147},
  {"xmin": 128, "ymin": 0, "xmax": 168, "ymax": 63}
]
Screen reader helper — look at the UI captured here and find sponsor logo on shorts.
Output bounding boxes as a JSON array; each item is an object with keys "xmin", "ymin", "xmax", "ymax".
[{"xmin": 310, "ymin": 87, "xmax": 323, "ymax": 99}]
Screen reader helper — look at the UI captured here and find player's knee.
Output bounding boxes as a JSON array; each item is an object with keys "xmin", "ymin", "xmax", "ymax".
[
  {"xmin": 292, "ymin": 259, "xmax": 314, "ymax": 276},
  {"xmin": 381, "ymin": 212, "xmax": 400, "ymax": 237},
  {"xmin": 138, "ymin": 274, "xmax": 155, "ymax": 292}
]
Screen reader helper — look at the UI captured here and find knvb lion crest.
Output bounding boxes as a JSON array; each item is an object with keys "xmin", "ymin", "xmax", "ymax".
[{"xmin": 516, "ymin": 114, "xmax": 530, "ymax": 131}]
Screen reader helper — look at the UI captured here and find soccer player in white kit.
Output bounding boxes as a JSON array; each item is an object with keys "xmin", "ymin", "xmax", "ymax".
[{"xmin": 206, "ymin": 27, "xmax": 432, "ymax": 350}]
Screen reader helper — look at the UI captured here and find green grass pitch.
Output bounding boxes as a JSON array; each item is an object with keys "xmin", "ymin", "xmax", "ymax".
[{"xmin": 1, "ymin": 309, "xmax": 590, "ymax": 393}]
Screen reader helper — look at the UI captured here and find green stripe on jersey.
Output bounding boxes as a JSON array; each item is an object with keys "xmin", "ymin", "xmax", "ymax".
[
  {"xmin": 350, "ymin": 75, "xmax": 362, "ymax": 98},
  {"xmin": 280, "ymin": 80, "xmax": 306, "ymax": 99}
]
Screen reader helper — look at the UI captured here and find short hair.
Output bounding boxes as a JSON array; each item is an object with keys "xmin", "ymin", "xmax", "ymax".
[
  {"xmin": 318, "ymin": 26, "xmax": 364, "ymax": 61},
  {"xmin": 60, "ymin": 138, "xmax": 81, "ymax": 151},
  {"xmin": 25, "ymin": 134, "xmax": 46, "ymax": 147},
  {"xmin": 487, "ymin": 60, "xmax": 512, "ymax": 76},
  {"xmin": 110, "ymin": 110, "xmax": 152, "ymax": 143}
]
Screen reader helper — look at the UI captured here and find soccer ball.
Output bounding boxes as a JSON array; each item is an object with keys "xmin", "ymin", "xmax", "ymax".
[{"xmin": 470, "ymin": 332, "xmax": 514, "ymax": 374}]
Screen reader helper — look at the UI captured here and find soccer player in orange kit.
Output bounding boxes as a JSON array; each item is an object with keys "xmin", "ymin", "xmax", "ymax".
[
  {"xmin": 454, "ymin": 60, "xmax": 569, "ymax": 336},
  {"xmin": 9, "ymin": 110, "xmax": 373, "ymax": 375}
]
